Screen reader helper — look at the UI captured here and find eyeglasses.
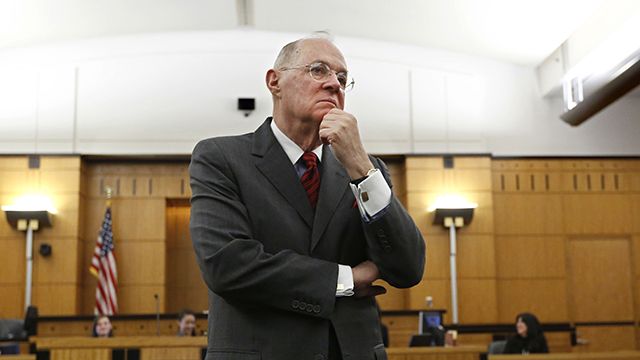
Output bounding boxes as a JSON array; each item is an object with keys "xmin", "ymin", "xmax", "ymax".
[{"xmin": 280, "ymin": 62, "xmax": 355, "ymax": 92}]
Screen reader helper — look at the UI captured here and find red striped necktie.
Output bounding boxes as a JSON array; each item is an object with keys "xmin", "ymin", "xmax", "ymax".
[{"xmin": 300, "ymin": 152, "xmax": 320, "ymax": 209}]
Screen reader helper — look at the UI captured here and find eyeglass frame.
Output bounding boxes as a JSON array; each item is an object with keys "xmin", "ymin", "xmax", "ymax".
[{"xmin": 278, "ymin": 62, "xmax": 355, "ymax": 92}]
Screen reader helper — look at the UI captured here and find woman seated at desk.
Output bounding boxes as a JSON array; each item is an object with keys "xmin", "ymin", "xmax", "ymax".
[{"xmin": 504, "ymin": 312, "xmax": 549, "ymax": 354}]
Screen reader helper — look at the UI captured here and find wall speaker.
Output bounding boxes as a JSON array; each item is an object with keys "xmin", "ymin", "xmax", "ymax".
[{"xmin": 238, "ymin": 98, "xmax": 255, "ymax": 117}]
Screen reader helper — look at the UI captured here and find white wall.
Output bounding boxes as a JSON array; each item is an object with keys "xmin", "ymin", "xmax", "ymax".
[{"xmin": 0, "ymin": 29, "xmax": 638, "ymax": 156}]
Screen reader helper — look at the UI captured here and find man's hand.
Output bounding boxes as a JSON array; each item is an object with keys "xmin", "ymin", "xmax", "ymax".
[
  {"xmin": 352, "ymin": 260, "xmax": 386, "ymax": 298},
  {"xmin": 319, "ymin": 109, "xmax": 374, "ymax": 180}
]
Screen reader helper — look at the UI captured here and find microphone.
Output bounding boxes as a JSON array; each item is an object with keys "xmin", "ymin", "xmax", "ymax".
[{"xmin": 154, "ymin": 294, "xmax": 160, "ymax": 336}]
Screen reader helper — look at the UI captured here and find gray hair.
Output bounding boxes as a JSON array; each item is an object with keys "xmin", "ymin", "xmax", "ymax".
[{"xmin": 273, "ymin": 32, "xmax": 335, "ymax": 69}]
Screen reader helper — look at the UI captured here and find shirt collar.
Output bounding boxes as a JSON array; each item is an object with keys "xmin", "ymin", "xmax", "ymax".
[{"xmin": 271, "ymin": 119, "xmax": 323, "ymax": 165}]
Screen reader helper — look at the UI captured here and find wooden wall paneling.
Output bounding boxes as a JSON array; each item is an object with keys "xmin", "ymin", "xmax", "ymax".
[
  {"xmin": 0, "ymin": 285, "xmax": 24, "ymax": 316},
  {"xmin": 374, "ymin": 280, "xmax": 409, "ymax": 310},
  {"xmin": 457, "ymin": 279, "xmax": 498, "ymax": 323},
  {"xmin": 453, "ymin": 157, "xmax": 491, "ymax": 170},
  {"xmin": 452, "ymin": 168, "xmax": 492, "ymax": 191},
  {"xmin": 0, "ymin": 238, "xmax": 25, "ymax": 283},
  {"xmin": 0, "ymin": 156, "xmax": 28, "ymax": 169},
  {"xmin": 83, "ymin": 198, "xmax": 111, "ymax": 241},
  {"xmin": 381, "ymin": 315, "xmax": 418, "ymax": 347},
  {"xmin": 545, "ymin": 332, "xmax": 573, "ymax": 353},
  {"xmin": 457, "ymin": 235, "xmax": 496, "ymax": 278},
  {"xmin": 496, "ymin": 279, "xmax": 568, "ymax": 322},
  {"xmin": 39, "ymin": 169, "xmax": 81, "ymax": 193},
  {"xmin": 562, "ymin": 171, "xmax": 591, "ymax": 192},
  {"xmin": 110, "ymin": 198, "xmax": 166, "ymax": 240},
  {"xmin": 165, "ymin": 203, "xmax": 208, "ymax": 313},
  {"xmin": 422, "ymin": 235, "xmax": 450, "ymax": 279},
  {"xmin": 464, "ymin": 192, "xmax": 494, "ymax": 234},
  {"xmin": 0, "ymin": 169, "xmax": 39, "ymax": 194},
  {"xmin": 167, "ymin": 285, "xmax": 208, "ymax": 314},
  {"xmin": 405, "ymin": 157, "xmax": 444, "ymax": 170},
  {"xmin": 0, "ymin": 196, "xmax": 17, "ymax": 235},
  {"xmin": 563, "ymin": 194, "xmax": 633, "ymax": 234},
  {"xmin": 406, "ymin": 169, "xmax": 445, "ymax": 193},
  {"xmin": 32, "ymin": 238, "xmax": 79, "ymax": 284},
  {"xmin": 82, "ymin": 198, "xmax": 168, "ymax": 313},
  {"xmin": 383, "ymin": 159, "xmax": 408, "ymax": 216},
  {"xmin": 631, "ymin": 173, "xmax": 640, "ymax": 192},
  {"xmin": 493, "ymin": 194, "xmax": 564, "ymax": 235},
  {"xmin": 86, "ymin": 176, "xmax": 114, "ymax": 198},
  {"xmin": 38, "ymin": 320, "xmax": 93, "ymax": 337},
  {"xmin": 116, "ymin": 242, "xmax": 166, "ymax": 285},
  {"xmin": 632, "ymin": 196, "xmax": 640, "ymax": 235},
  {"xmin": 455, "ymin": 333, "xmax": 492, "ymax": 346},
  {"xmin": 635, "ymin": 237, "xmax": 640, "ymax": 278},
  {"xmin": 574, "ymin": 325, "xmax": 637, "ymax": 352},
  {"xmin": 50, "ymin": 349, "xmax": 111, "ymax": 360},
  {"xmin": 162, "ymin": 176, "xmax": 190, "ymax": 198},
  {"xmin": 492, "ymin": 171, "xmax": 562, "ymax": 193},
  {"xmin": 116, "ymin": 285, "xmax": 166, "ymax": 313},
  {"xmin": 408, "ymin": 279, "xmax": 450, "ymax": 312},
  {"xmin": 567, "ymin": 238, "xmax": 634, "ymax": 322},
  {"xmin": 141, "ymin": 347, "xmax": 201, "ymax": 360},
  {"xmin": 0, "ymin": 156, "xmax": 83, "ymax": 317},
  {"xmin": 37, "ymin": 318, "xmax": 208, "ymax": 337},
  {"xmin": 40, "ymin": 157, "xmax": 82, "ymax": 170},
  {"xmin": 495, "ymin": 236, "xmax": 566, "ymax": 278},
  {"xmin": 39, "ymin": 211, "xmax": 80, "ymax": 240},
  {"xmin": 405, "ymin": 156, "xmax": 496, "ymax": 323},
  {"xmin": 32, "ymin": 284, "xmax": 80, "ymax": 315}
]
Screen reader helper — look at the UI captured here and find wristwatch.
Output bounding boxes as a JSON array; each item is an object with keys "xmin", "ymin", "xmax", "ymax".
[{"xmin": 350, "ymin": 168, "xmax": 378, "ymax": 185}]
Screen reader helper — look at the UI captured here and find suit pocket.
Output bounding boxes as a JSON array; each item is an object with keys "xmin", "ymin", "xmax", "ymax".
[
  {"xmin": 206, "ymin": 349, "xmax": 261, "ymax": 360},
  {"xmin": 373, "ymin": 344, "xmax": 387, "ymax": 360}
]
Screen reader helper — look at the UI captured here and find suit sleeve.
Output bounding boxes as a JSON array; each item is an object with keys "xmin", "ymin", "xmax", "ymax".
[
  {"xmin": 362, "ymin": 157, "xmax": 426, "ymax": 289},
  {"xmin": 189, "ymin": 139, "xmax": 337, "ymax": 319}
]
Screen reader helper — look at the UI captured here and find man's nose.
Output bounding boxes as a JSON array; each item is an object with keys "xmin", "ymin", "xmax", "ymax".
[{"xmin": 322, "ymin": 72, "xmax": 342, "ymax": 91}]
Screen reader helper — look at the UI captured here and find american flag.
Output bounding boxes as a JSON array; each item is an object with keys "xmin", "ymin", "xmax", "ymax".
[{"xmin": 90, "ymin": 206, "xmax": 118, "ymax": 315}]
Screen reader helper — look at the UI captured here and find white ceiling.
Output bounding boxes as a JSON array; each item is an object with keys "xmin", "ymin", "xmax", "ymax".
[{"xmin": 0, "ymin": 0, "xmax": 629, "ymax": 65}]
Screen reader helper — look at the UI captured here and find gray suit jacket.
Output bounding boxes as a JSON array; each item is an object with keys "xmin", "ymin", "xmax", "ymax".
[{"xmin": 190, "ymin": 118, "xmax": 425, "ymax": 360}]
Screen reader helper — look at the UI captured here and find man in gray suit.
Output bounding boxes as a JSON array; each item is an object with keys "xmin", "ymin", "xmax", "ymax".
[{"xmin": 190, "ymin": 36, "xmax": 425, "ymax": 360}]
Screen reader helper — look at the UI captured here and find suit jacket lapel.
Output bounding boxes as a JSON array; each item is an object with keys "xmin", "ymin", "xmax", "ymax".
[
  {"xmin": 310, "ymin": 146, "xmax": 350, "ymax": 251},
  {"xmin": 253, "ymin": 119, "xmax": 314, "ymax": 228}
]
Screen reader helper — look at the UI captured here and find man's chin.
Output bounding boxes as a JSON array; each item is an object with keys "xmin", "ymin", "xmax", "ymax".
[{"xmin": 315, "ymin": 108, "xmax": 333, "ymax": 121}]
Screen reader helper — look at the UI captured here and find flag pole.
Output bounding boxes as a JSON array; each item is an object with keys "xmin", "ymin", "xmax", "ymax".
[
  {"xmin": 91, "ymin": 185, "xmax": 118, "ymax": 315},
  {"xmin": 105, "ymin": 186, "xmax": 112, "ymax": 207}
]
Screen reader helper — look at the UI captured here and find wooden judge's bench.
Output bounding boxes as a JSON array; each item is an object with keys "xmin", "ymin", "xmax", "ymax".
[
  {"xmin": 32, "ymin": 336, "xmax": 206, "ymax": 360},
  {"xmin": 30, "ymin": 336, "xmax": 485, "ymax": 360}
]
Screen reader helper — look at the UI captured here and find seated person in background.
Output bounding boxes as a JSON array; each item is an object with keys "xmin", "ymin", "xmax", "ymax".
[
  {"xmin": 504, "ymin": 312, "xmax": 549, "ymax": 354},
  {"xmin": 177, "ymin": 309, "xmax": 197, "ymax": 336},
  {"xmin": 92, "ymin": 315, "xmax": 113, "ymax": 338}
]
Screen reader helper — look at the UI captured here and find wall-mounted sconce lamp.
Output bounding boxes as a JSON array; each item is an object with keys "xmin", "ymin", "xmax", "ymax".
[
  {"xmin": 2, "ymin": 195, "xmax": 56, "ymax": 311},
  {"xmin": 429, "ymin": 195, "xmax": 477, "ymax": 324}
]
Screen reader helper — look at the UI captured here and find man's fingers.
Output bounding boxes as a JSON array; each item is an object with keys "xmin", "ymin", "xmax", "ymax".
[{"xmin": 354, "ymin": 285, "xmax": 387, "ymax": 298}]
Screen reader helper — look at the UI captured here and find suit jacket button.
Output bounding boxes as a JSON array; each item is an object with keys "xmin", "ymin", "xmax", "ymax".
[
  {"xmin": 306, "ymin": 304, "xmax": 314, "ymax": 312},
  {"xmin": 313, "ymin": 305, "xmax": 321, "ymax": 313},
  {"xmin": 291, "ymin": 300, "xmax": 299, "ymax": 309},
  {"xmin": 383, "ymin": 245, "xmax": 392, "ymax": 252}
]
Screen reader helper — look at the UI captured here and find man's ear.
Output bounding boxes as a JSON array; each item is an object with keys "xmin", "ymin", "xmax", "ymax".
[{"xmin": 266, "ymin": 69, "xmax": 280, "ymax": 96}]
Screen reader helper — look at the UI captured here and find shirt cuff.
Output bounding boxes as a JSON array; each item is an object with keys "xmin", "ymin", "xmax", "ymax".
[
  {"xmin": 336, "ymin": 264, "xmax": 354, "ymax": 297},
  {"xmin": 349, "ymin": 169, "xmax": 392, "ymax": 221}
]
